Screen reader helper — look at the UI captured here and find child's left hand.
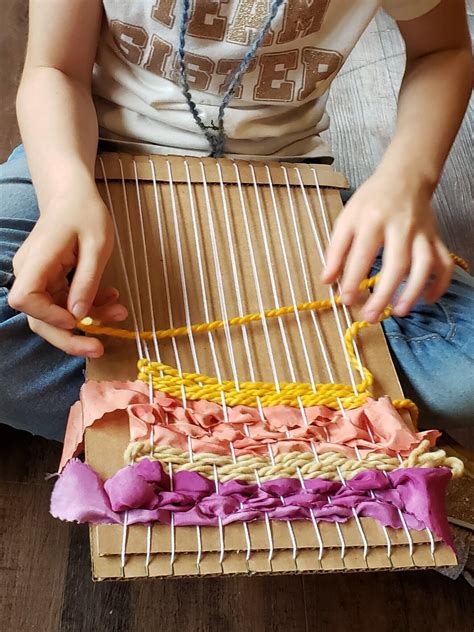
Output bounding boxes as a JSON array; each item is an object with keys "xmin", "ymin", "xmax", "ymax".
[{"xmin": 320, "ymin": 170, "xmax": 454, "ymax": 323}]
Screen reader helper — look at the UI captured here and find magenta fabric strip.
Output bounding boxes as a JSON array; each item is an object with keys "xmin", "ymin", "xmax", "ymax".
[{"xmin": 50, "ymin": 459, "xmax": 454, "ymax": 548}]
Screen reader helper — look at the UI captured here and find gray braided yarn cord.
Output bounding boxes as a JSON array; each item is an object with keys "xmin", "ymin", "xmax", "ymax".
[{"xmin": 177, "ymin": 0, "xmax": 286, "ymax": 157}]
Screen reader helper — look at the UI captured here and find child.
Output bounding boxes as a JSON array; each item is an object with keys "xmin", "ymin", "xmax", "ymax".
[{"xmin": 0, "ymin": 0, "xmax": 472, "ymax": 442}]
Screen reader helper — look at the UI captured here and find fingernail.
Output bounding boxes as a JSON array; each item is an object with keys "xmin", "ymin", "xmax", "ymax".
[
  {"xmin": 72, "ymin": 301, "xmax": 89, "ymax": 320},
  {"xmin": 342, "ymin": 293, "xmax": 354, "ymax": 305}
]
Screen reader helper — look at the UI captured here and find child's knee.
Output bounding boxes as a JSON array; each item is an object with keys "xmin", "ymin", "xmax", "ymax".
[
  {"xmin": 388, "ymin": 334, "xmax": 474, "ymax": 429},
  {"xmin": 418, "ymin": 388, "xmax": 474, "ymax": 429}
]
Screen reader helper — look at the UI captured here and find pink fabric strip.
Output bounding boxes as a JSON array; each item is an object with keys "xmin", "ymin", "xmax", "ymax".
[
  {"xmin": 50, "ymin": 459, "xmax": 454, "ymax": 549},
  {"xmin": 59, "ymin": 380, "xmax": 440, "ymax": 472}
]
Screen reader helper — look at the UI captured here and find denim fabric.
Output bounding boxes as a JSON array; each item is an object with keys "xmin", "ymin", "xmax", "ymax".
[
  {"xmin": 373, "ymin": 257, "xmax": 474, "ymax": 426},
  {"xmin": 0, "ymin": 145, "xmax": 84, "ymax": 440},
  {"xmin": 0, "ymin": 146, "xmax": 472, "ymax": 441}
]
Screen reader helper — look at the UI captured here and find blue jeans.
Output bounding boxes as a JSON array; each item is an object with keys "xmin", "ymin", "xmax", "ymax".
[{"xmin": 0, "ymin": 146, "xmax": 473, "ymax": 441}]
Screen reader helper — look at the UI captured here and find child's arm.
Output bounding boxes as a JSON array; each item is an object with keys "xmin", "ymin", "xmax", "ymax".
[
  {"xmin": 322, "ymin": 0, "xmax": 471, "ymax": 323},
  {"xmin": 9, "ymin": 0, "xmax": 126, "ymax": 357}
]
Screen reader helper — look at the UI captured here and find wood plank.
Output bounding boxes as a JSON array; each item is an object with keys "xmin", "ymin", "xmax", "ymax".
[
  {"xmin": 0, "ymin": 480, "xmax": 70, "ymax": 632},
  {"xmin": 0, "ymin": 424, "xmax": 63, "ymax": 483},
  {"xmin": 0, "ymin": 0, "xmax": 27, "ymax": 162},
  {"xmin": 0, "ymin": 425, "xmax": 70, "ymax": 631},
  {"xmin": 302, "ymin": 570, "xmax": 474, "ymax": 631},
  {"xmin": 324, "ymin": 21, "xmax": 398, "ymax": 187},
  {"xmin": 127, "ymin": 575, "xmax": 308, "ymax": 632},
  {"xmin": 59, "ymin": 525, "xmax": 132, "ymax": 632}
]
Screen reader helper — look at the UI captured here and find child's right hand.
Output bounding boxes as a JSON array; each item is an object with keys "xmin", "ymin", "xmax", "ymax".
[{"xmin": 8, "ymin": 189, "xmax": 127, "ymax": 357}]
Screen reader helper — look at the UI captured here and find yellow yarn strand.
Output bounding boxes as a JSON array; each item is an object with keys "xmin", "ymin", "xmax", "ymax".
[
  {"xmin": 78, "ymin": 276, "xmax": 379, "ymax": 341},
  {"xmin": 79, "ymin": 257, "xmax": 469, "ymax": 418},
  {"xmin": 135, "ymin": 304, "xmax": 417, "ymax": 415},
  {"xmin": 77, "ymin": 253, "xmax": 469, "ymax": 341},
  {"xmin": 449, "ymin": 253, "xmax": 469, "ymax": 272},
  {"xmin": 124, "ymin": 439, "xmax": 464, "ymax": 483},
  {"xmin": 137, "ymin": 352, "xmax": 416, "ymax": 416},
  {"xmin": 138, "ymin": 358, "xmax": 372, "ymax": 409}
]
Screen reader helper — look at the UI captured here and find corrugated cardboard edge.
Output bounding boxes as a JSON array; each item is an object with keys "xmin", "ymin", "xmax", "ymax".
[
  {"xmin": 94, "ymin": 153, "xmax": 349, "ymax": 189},
  {"xmin": 90, "ymin": 527, "xmax": 457, "ymax": 581}
]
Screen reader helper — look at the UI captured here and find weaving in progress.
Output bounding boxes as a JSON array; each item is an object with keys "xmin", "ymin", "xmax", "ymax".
[{"xmin": 50, "ymin": 154, "xmax": 464, "ymax": 579}]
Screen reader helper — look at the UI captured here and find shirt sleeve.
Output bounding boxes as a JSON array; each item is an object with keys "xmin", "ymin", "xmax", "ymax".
[{"xmin": 382, "ymin": 0, "xmax": 441, "ymax": 21}]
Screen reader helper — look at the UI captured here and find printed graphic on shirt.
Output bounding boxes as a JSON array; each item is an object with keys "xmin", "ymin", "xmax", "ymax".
[
  {"xmin": 277, "ymin": 0, "xmax": 330, "ymax": 43},
  {"xmin": 151, "ymin": 0, "xmax": 177, "ymax": 28},
  {"xmin": 187, "ymin": 0, "xmax": 229, "ymax": 41},
  {"xmin": 226, "ymin": 0, "xmax": 275, "ymax": 45},
  {"xmin": 107, "ymin": 0, "xmax": 342, "ymax": 103}
]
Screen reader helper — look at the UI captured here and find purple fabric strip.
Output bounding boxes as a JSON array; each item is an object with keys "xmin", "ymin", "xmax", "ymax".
[{"xmin": 50, "ymin": 459, "xmax": 454, "ymax": 548}]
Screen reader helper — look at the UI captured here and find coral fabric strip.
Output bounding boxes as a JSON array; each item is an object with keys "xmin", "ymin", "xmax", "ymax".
[
  {"xmin": 50, "ymin": 459, "xmax": 454, "ymax": 548},
  {"xmin": 59, "ymin": 381, "xmax": 439, "ymax": 472}
]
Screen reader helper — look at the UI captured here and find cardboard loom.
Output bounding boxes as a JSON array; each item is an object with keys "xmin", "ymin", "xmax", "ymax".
[{"xmin": 85, "ymin": 154, "xmax": 457, "ymax": 579}]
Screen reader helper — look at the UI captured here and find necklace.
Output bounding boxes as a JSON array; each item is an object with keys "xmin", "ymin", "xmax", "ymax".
[{"xmin": 177, "ymin": 0, "xmax": 286, "ymax": 157}]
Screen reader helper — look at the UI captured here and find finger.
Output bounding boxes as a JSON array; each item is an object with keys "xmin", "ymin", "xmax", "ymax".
[
  {"xmin": 9, "ymin": 248, "xmax": 76, "ymax": 328},
  {"xmin": 93, "ymin": 286, "xmax": 121, "ymax": 307},
  {"xmin": 28, "ymin": 316, "xmax": 104, "ymax": 358},
  {"xmin": 8, "ymin": 280, "xmax": 76, "ymax": 329},
  {"xmin": 392, "ymin": 237, "xmax": 435, "ymax": 316},
  {"xmin": 68, "ymin": 236, "xmax": 112, "ymax": 319},
  {"xmin": 11, "ymin": 241, "xmax": 31, "ymax": 274},
  {"xmin": 53, "ymin": 284, "xmax": 122, "ymax": 313},
  {"xmin": 52, "ymin": 288, "xmax": 70, "ymax": 309},
  {"xmin": 424, "ymin": 241, "xmax": 454, "ymax": 304},
  {"xmin": 363, "ymin": 235, "xmax": 410, "ymax": 322},
  {"xmin": 339, "ymin": 229, "xmax": 382, "ymax": 305},
  {"xmin": 51, "ymin": 287, "xmax": 126, "ymax": 321},
  {"xmin": 49, "ymin": 276, "xmax": 70, "ymax": 307},
  {"xmin": 88, "ymin": 302, "xmax": 128, "ymax": 323},
  {"xmin": 48, "ymin": 273, "xmax": 69, "ymax": 294},
  {"xmin": 49, "ymin": 273, "xmax": 69, "ymax": 299},
  {"xmin": 321, "ymin": 220, "xmax": 354, "ymax": 283}
]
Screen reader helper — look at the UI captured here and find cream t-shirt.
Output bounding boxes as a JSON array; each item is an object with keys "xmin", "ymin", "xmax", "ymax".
[{"xmin": 93, "ymin": 0, "xmax": 440, "ymax": 159}]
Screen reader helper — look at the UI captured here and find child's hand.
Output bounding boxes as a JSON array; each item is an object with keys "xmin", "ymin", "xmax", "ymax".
[
  {"xmin": 8, "ymin": 190, "xmax": 127, "ymax": 357},
  {"xmin": 320, "ymin": 172, "xmax": 454, "ymax": 323}
]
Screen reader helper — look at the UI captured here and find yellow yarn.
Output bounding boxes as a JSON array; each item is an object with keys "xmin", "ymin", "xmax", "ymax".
[
  {"xmin": 136, "ymin": 305, "xmax": 416, "ymax": 415},
  {"xmin": 79, "ymin": 255, "xmax": 469, "ymax": 419},
  {"xmin": 76, "ymin": 254, "xmax": 469, "ymax": 342},
  {"xmin": 138, "ymin": 358, "xmax": 372, "ymax": 409},
  {"xmin": 449, "ymin": 253, "xmax": 469, "ymax": 272},
  {"xmin": 78, "ymin": 276, "xmax": 379, "ymax": 341},
  {"xmin": 124, "ymin": 439, "xmax": 464, "ymax": 482}
]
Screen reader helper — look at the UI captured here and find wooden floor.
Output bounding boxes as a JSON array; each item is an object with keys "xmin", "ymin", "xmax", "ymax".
[
  {"xmin": 1, "ymin": 4, "xmax": 473, "ymax": 632},
  {"xmin": 1, "ymin": 422, "xmax": 473, "ymax": 632}
]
